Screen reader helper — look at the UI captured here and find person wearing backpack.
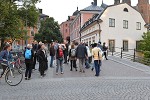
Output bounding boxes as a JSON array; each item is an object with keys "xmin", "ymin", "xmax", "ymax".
[
  {"xmin": 69, "ymin": 44, "xmax": 77, "ymax": 71},
  {"xmin": 24, "ymin": 44, "xmax": 34, "ymax": 80},
  {"xmin": 56, "ymin": 45, "xmax": 64, "ymax": 75},
  {"xmin": 92, "ymin": 43, "xmax": 103, "ymax": 77}
]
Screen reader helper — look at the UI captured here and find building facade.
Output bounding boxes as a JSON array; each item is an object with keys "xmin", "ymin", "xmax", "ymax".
[
  {"xmin": 80, "ymin": 3, "xmax": 147, "ymax": 54},
  {"xmin": 60, "ymin": 16, "xmax": 75, "ymax": 41},
  {"xmin": 70, "ymin": 0, "xmax": 107, "ymax": 42}
]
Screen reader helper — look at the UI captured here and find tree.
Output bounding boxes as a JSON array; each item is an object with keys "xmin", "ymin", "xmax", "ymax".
[
  {"xmin": 139, "ymin": 32, "xmax": 150, "ymax": 58},
  {"xmin": 35, "ymin": 17, "xmax": 63, "ymax": 43},
  {"xmin": 0, "ymin": 0, "xmax": 40, "ymax": 48}
]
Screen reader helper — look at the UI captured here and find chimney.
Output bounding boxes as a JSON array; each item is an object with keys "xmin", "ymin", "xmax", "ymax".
[
  {"xmin": 39, "ymin": 9, "xmax": 42, "ymax": 14},
  {"xmin": 94, "ymin": 0, "xmax": 97, "ymax": 6},
  {"xmin": 114, "ymin": 0, "xmax": 120, "ymax": 5}
]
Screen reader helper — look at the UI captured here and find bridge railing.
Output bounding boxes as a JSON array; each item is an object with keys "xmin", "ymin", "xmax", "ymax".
[{"xmin": 108, "ymin": 47, "xmax": 150, "ymax": 66}]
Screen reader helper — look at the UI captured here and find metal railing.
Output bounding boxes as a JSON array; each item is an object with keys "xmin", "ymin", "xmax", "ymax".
[{"xmin": 109, "ymin": 47, "xmax": 150, "ymax": 66}]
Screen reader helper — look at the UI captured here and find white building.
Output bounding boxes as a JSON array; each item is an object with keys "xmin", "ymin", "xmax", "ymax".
[{"xmin": 80, "ymin": 3, "xmax": 147, "ymax": 54}]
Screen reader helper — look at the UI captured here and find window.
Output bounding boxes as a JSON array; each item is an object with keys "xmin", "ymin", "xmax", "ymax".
[
  {"xmin": 136, "ymin": 22, "xmax": 141, "ymax": 30},
  {"xmin": 123, "ymin": 40, "xmax": 128, "ymax": 51},
  {"xmin": 109, "ymin": 40, "xmax": 115, "ymax": 52},
  {"xmin": 123, "ymin": 8, "xmax": 128, "ymax": 12},
  {"xmin": 123, "ymin": 20, "xmax": 128, "ymax": 29},
  {"xmin": 109, "ymin": 18, "xmax": 115, "ymax": 27}
]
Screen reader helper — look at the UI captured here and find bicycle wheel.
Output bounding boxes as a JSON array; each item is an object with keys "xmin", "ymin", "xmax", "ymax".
[{"xmin": 5, "ymin": 68, "xmax": 23, "ymax": 86}]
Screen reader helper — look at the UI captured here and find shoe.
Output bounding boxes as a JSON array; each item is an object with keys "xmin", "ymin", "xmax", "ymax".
[
  {"xmin": 7, "ymin": 80, "xmax": 12, "ymax": 83},
  {"xmin": 25, "ymin": 77, "xmax": 27, "ymax": 80},
  {"xmin": 75, "ymin": 69, "xmax": 77, "ymax": 71},
  {"xmin": 95, "ymin": 75, "xmax": 99, "ymax": 77},
  {"xmin": 28, "ymin": 78, "xmax": 31, "ymax": 80},
  {"xmin": 106, "ymin": 58, "xmax": 108, "ymax": 60},
  {"xmin": 61, "ymin": 72, "xmax": 64, "ymax": 74},
  {"xmin": 83, "ymin": 70, "xmax": 85, "ymax": 73},
  {"xmin": 70, "ymin": 69, "xmax": 72, "ymax": 71},
  {"xmin": 91, "ymin": 68, "xmax": 94, "ymax": 71},
  {"xmin": 56, "ymin": 73, "xmax": 58, "ymax": 75},
  {"xmin": 79, "ymin": 70, "xmax": 82, "ymax": 72}
]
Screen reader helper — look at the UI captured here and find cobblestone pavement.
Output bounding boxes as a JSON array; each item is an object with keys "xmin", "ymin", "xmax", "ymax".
[{"xmin": 0, "ymin": 57, "xmax": 150, "ymax": 100}]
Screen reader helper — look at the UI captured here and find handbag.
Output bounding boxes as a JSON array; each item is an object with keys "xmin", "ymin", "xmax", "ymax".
[{"xmin": 58, "ymin": 57, "xmax": 63, "ymax": 61}]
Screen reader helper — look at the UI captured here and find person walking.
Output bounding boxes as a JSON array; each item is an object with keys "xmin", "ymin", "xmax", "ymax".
[
  {"xmin": 63, "ymin": 40, "xmax": 68, "ymax": 64},
  {"xmin": 38, "ymin": 43, "xmax": 48, "ymax": 77},
  {"xmin": 0, "ymin": 44, "xmax": 13, "ymax": 78},
  {"xmin": 24, "ymin": 44, "xmax": 34, "ymax": 80},
  {"xmin": 103, "ymin": 42, "xmax": 108, "ymax": 60},
  {"xmin": 32, "ymin": 41, "xmax": 38, "ymax": 70},
  {"xmin": 92, "ymin": 43, "xmax": 103, "ymax": 77},
  {"xmin": 56, "ymin": 45, "xmax": 64, "ymax": 75},
  {"xmin": 76, "ymin": 42, "xmax": 88, "ymax": 73},
  {"xmin": 69, "ymin": 44, "xmax": 77, "ymax": 71},
  {"xmin": 49, "ymin": 42, "xmax": 55, "ymax": 68},
  {"xmin": 85, "ymin": 43, "xmax": 92, "ymax": 69}
]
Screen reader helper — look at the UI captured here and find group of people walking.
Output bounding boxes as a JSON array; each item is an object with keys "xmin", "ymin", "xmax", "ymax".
[{"xmin": 0, "ymin": 40, "xmax": 108, "ymax": 80}]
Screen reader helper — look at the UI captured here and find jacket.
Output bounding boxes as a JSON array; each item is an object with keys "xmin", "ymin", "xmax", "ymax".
[
  {"xmin": 0, "ymin": 50, "xmax": 12, "ymax": 66},
  {"xmin": 50, "ymin": 46, "xmax": 55, "ymax": 56},
  {"xmin": 92, "ymin": 47, "xmax": 103, "ymax": 60},
  {"xmin": 38, "ymin": 49, "xmax": 48, "ymax": 62},
  {"xmin": 76, "ymin": 44, "xmax": 87, "ymax": 59}
]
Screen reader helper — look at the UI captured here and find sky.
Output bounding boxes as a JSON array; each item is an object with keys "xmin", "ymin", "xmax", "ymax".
[{"xmin": 36, "ymin": 0, "xmax": 139, "ymax": 24}]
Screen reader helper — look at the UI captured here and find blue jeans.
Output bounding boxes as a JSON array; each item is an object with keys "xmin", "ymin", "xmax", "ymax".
[
  {"xmin": 50, "ymin": 56, "xmax": 54, "ymax": 67},
  {"xmin": 56, "ymin": 59, "xmax": 63, "ymax": 73},
  {"xmin": 94, "ymin": 60, "xmax": 101, "ymax": 76}
]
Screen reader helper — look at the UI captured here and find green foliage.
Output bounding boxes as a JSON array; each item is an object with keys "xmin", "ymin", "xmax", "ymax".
[
  {"xmin": 0, "ymin": 0, "xmax": 40, "ymax": 47},
  {"xmin": 35, "ymin": 17, "xmax": 63, "ymax": 43},
  {"xmin": 139, "ymin": 32, "xmax": 150, "ymax": 58}
]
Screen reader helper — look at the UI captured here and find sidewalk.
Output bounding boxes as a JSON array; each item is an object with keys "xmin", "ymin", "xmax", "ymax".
[{"xmin": 108, "ymin": 56, "xmax": 150, "ymax": 74}]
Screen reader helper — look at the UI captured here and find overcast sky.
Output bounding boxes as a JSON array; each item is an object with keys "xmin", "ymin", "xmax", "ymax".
[{"xmin": 36, "ymin": 0, "xmax": 141, "ymax": 24}]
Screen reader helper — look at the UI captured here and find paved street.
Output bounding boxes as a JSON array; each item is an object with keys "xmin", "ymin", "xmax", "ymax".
[{"xmin": 0, "ymin": 56, "xmax": 150, "ymax": 100}]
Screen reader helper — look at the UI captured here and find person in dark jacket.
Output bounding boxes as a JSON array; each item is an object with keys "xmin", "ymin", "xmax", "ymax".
[
  {"xmin": 0, "ymin": 44, "xmax": 12, "ymax": 77},
  {"xmin": 103, "ymin": 42, "xmax": 108, "ymax": 60},
  {"xmin": 49, "ymin": 42, "xmax": 55, "ymax": 68},
  {"xmin": 76, "ymin": 42, "xmax": 88, "ymax": 73},
  {"xmin": 24, "ymin": 44, "xmax": 34, "ymax": 80},
  {"xmin": 32, "ymin": 41, "xmax": 38, "ymax": 70},
  {"xmin": 38, "ymin": 43, "xmax": 48, "ymax": 77}
]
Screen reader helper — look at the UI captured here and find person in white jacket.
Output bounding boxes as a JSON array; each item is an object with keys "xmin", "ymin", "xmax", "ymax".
[{"xmin": 85, "ymin": 43, "xmax": 92, "ymax": 69}]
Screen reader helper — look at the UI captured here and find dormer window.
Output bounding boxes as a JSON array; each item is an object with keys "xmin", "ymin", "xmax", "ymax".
[{"xmin": 124, "ymin": 8, "xmax": 128, "ymax": 12}]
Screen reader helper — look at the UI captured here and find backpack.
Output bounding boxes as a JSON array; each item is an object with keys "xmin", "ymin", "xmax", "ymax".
[
  {"xmin": 25, "ymin": 49, "xmax": 32, "ymax": 59},
  {"xmin": 71, "ymin": 49, "xmax": 76, "ymax": 57},
  {"xmin": 59, "ymin": 49, "xmax": 63, "ymax": 58}
]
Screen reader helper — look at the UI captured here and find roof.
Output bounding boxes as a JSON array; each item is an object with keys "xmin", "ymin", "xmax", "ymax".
[
  {"xmin": 80, "ymin": 3, "xmax": 144, "ymax": 32},
  {"xmin": 72, "ymin": 7, "xmax": 80, "ymax": 16},
  {"xmin": 39, "ymin": 14, "xmax": 49, "ymax": 18},
  {"xmin": 81, "ymin": 4, "xmax": 104, "ymax": 11}
]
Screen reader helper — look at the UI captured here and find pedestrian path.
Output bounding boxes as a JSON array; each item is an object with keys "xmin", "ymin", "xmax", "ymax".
[{"xmin": 108, "ymin": 56, "xmax": 150, "ymax": 74}]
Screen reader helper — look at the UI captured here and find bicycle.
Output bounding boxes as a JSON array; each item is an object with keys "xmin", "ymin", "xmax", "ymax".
[{"xmin": 0, "ymin": 60, "xmax": 23, "ymax": 86}]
